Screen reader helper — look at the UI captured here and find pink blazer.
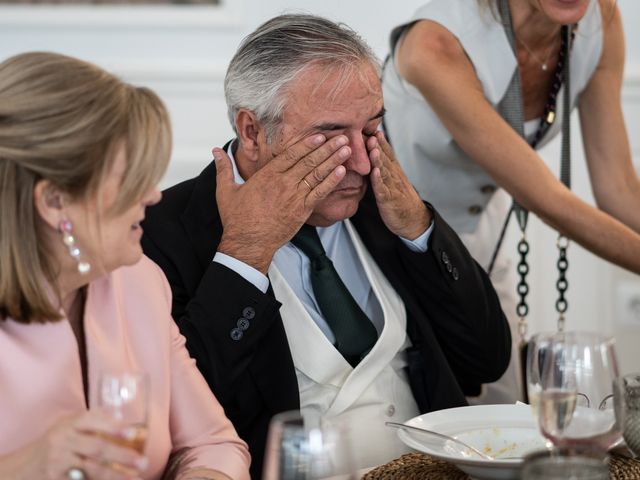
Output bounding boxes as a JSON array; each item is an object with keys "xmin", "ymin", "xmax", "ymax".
[{"xmin": 0, "ymin": 256, "xmax": 250, "ymax": 480}]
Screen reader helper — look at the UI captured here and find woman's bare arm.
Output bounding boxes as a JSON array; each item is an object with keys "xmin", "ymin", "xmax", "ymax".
[{"xmin": 395, "ymin": 18, "xmax": 640, "ymax": 273}]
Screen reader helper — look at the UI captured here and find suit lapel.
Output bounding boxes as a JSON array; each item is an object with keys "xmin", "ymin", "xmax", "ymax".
[{"xmin": 179, "ymin": 143, "xmax": 233, "ymax": 270}]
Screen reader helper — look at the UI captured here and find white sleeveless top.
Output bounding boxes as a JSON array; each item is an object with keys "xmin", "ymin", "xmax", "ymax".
[
  {"xmin": 383, "ymin": 2, "xmax": 604, "ymax": 405},
  {"xmin": 382, "ymin": 0, "xmax": 603, "ymax": 259}
]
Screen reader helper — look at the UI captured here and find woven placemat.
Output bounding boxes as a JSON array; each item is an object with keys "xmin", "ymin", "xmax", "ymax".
[
  {"xmin": 362, "ymin": 453, "xmax": 469, "ymax": 480},
  {"xmin": 610, "ymin": 454, "xmax": 640, "ymax": 479},
  {"xmin": 362, "ymin": 452, "xmax": 640, "ymax": 479}
]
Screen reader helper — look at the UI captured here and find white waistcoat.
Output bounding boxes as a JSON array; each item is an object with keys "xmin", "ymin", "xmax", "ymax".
[{"xmin": 268, "ymin": 220, "xmax": 420, "ymax": 470}]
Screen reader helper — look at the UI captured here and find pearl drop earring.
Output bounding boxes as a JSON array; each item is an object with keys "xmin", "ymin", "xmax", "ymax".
[{"xmin": 59, "ymin": 220, "xmax": 91, "ymax": 275}]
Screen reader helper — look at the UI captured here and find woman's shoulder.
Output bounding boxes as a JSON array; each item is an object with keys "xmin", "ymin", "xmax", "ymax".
[
  {"xmin": 394, "ymin": 2, "xmax": 514, "ymax": 104},
  {"xmin": 110, "ymin": 256, "xmax": 172, "ymax": 308},
  {"xmin": 399, "ymin": 0, "xmax": 496, "ymax": 42},
  {"xmin": 114, "ymin": 255, "xmax": 167, "ymax": 281}
]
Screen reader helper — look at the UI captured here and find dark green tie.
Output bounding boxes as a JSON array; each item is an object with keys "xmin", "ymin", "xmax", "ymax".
[{"xmin": 290, "ymin": 224, "xmax": 378, "ymax": 367}]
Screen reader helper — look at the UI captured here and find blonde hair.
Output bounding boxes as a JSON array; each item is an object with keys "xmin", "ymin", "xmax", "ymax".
[{"xmin": 0, "ymin": 52, "xmax": 172, "ymax": 323}]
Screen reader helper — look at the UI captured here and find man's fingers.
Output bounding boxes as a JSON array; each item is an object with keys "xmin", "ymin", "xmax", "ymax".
[
  {"xmin": 305, "ymin": 165, "xmax": 346, "ymax": 205},
  {"xmin": 366, "ymin": 134, "xmax": 378, "ymax": 152},
  {"xmin": 300, "ymin": 143, "xmax": 351, "ymax": 189},
  {"xmin": 370, "ymin": 167, "xmax": 390, "ymax": 202},
  {"xmin": 213, "ymin": 148, "xmax": 236, "ymax": 193},
  {"xmin": 269, "ymin": 134, "xmax": 348, "ymax": 190},
  {"xmin": 369, "ymin": 146, "xmax": 383, "ymax": 170},
  {"xmin": 271, "ymin": 134, "xmax": 327, "ymax": 171},
  {"xmin": 297, "ymin": 135, "xmax": 349, "ymax": 174},
  {"xmin": 375, "ymin": 131, "xmax": 396, "ymax": 161}
]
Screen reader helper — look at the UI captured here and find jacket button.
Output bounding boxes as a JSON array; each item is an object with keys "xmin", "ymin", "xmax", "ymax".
[
  {"xmin": 237, "ymin": 318, "xmax": 250, "ymax": 331},
  {"xmin": 452, "ymin": 267, "xmax": 459, "ymax": 280},
  {"xmin": 480, "ymin": 184, "xmax": 497, "ymax": 194},
  {"xmin": 386, "ymin": 404, "xmax": 396, "ymax": 417},
  {"xmin": 230, "ymin": 328, "xmax": 243, "ymax": 341},
  {"xmin": 468, "ymin": 205, "xmax": 483, "ymax": 215},
  {"xmin": 441, "ymin": 251, "xmax": 450, "ymax": 264},
  {"xmin": 242, "ymin": 307, "xmax": 256, "ymax": 319}
]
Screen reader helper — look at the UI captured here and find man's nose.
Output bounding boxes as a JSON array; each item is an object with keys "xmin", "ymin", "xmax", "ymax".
[{"xmin": 343, "ymin": 135, "xmax": 371, "ymax": 176}]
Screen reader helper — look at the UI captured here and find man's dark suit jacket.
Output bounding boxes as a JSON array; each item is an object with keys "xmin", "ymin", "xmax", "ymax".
[{"xmin": 141, "ymin": 158, "xmax": 511, "ymax": 479}]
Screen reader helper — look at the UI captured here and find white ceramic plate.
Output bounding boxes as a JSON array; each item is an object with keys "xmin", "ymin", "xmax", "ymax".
[{"xmin": 396, "ymin": 404, "xmax": 548, "ymax": 480}]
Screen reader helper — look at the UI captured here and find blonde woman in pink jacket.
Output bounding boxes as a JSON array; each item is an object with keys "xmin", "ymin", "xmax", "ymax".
[{"xmin": 0, "ymin": 52, "xmax": 250, "ymax": 480}]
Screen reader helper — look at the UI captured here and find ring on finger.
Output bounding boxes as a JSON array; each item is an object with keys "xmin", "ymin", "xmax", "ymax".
[
  {"xmin": 66, "ymin": 467, "xmax": 87, "ymax": 480},
  {"xmin": 301, "ymin": 178, "xmax": 312, "ymax": 190}
]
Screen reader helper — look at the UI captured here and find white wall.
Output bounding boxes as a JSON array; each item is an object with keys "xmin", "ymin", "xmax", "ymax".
[{"xmin": 1, "ymin": 0, "xmax": 639, "ymax": 371}]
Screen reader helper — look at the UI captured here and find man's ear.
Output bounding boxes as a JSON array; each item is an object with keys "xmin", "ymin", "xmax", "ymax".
[
  {"xmin": 235, "ymin": 108, "xmax": 263, "ymax": 162},
  {"xmin": 33, "ymin": 179, "xmax": 66, "ymax": 230}
]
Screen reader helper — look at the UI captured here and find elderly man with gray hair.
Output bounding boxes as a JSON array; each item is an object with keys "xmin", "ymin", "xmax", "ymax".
[{"xmin": 142, "ymin": 13, "xmax": 510, "ymax": 476}]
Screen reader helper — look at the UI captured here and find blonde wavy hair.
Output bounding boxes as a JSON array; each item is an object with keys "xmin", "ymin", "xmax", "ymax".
[{"xmin": 0, "ymin": 52, "xmax": 172, "ymax": 323}]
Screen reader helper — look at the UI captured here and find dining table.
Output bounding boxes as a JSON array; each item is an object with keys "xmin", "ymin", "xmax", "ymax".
[{"xmin": 360, "ymin": 452, "xmax": 640, "ymax": 479}]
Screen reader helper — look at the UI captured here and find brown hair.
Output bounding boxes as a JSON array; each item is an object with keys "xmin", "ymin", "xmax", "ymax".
[{"xmin": 0, "ymin": 52, "xmax": 172, "ymax": 323}]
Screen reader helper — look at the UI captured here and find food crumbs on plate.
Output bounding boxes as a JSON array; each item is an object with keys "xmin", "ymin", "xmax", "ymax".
[{"xmin": 484, "ymin": 442, "xmax": 519, "ymax": 458}]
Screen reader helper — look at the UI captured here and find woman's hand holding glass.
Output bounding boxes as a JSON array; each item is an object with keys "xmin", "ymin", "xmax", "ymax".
[
  {"xmin": 17, "ymin": 410, "xmax": 148, "ymax": 480},
  {"xmin": 98, "ymin": 372, "xmax": 149, "ymax": 455},
  {"xmin": 537, "ymin": 331, "xmax": 621, "ymax": 451}
]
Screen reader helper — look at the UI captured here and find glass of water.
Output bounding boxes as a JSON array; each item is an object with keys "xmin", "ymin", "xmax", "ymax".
[
  {"xmin": 262, "ymin": 410, "xmax": 356, "ymax": 480},
  {"xmin": 521, "ymin": 447, "xmax": 609, "ymax": 480},
  {"xmin": 537, "ymin": 331, "xmax": 621, "ymax": 452},
  {"xmin": 526, "ymin": 332, "xmax": 555, "ymax": 416}
]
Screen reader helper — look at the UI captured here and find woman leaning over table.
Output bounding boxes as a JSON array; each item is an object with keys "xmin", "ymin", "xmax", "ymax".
[
  {"xmin": 382, "ymin": 0, "xmax": 640, "ymax": 404},
  {"xmin": 0, "ymin": 52, "xmax": 250, "ymax": 480}
]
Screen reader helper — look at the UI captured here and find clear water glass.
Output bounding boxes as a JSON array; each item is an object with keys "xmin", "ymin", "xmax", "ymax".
[
  {"xmin": 526, "ymin": 332, "xmax": 555, "ymax": 416},
  {"xmin": 537, "ymin": 331, "xmax": 621, "ymax": 451},
  {"xmin": 521, "ymin": 447, "xmax": 609, "ymax": 480},
  {"xmin": 262, "ymin": 410, "xmax": 356, "ymax": 480}
]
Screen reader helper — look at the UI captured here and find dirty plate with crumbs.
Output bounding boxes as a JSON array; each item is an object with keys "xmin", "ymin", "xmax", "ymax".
[{"xmin": 396, "ymin": 404, "xmax": 548, "ymax": 480}]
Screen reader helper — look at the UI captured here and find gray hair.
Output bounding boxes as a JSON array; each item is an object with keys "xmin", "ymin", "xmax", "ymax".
[{"xmin": 224, "ymin": 13, "xmax": 380, "ymax": 142}]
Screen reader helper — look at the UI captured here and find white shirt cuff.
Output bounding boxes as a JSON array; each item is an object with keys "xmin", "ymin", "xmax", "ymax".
[
  {"xmin": 400, "ymin": 220, "xmax": 434, "ymax": 253},
  {"xmin": 213, "ymin": 252, "xmax": 270, "ymax": 293}
]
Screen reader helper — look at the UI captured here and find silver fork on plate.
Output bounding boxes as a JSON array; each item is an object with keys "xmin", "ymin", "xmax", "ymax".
[{"xmin": 386, "ymin": 422, "xmax": 522, "ymax": 460}]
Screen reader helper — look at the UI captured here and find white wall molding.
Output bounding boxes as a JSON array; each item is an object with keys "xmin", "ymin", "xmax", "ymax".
[
  {"xmin": 105, "ymin": 60, "xmax": 227, "ymax": 92},
  {"xmin": 624, "ymin": 63, "xmax": 640, "ymax": 81},
  {"xmin": 624, "ymin": 67, "xmax": 640, "ymax": 97},
  {"xmin": 0, "ymin": 2, "xmax": 244, "ymax": 28}
]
